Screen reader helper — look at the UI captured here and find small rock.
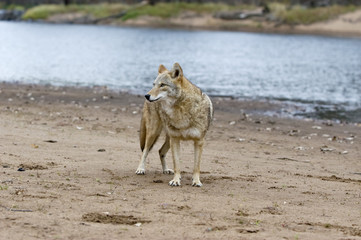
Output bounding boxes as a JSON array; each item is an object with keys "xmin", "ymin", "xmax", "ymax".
[
  {"xmin": 320, "ymin": 146, "xmax": 334, "ymax": 153},
  {"xmin": 289, "ymin": 129, "xmax": 300, "ymax": 136},
  {"xmin": 17, "ymin": 167, "xmax": 25, "ymax": 172},
  {"xmin": 97, "ymin": 149, "xmax": 106, "ymax": 152},
  {"xmin": 135, "ymin": 222, "xmax": 142, "ymax": 227},
  {"xmin": 312, "ymin": 126, "xmax": 322, "ymax": 130},
  {"xmin": 323, "ymin": 121, "xmax": 333, "ymax": 126}
]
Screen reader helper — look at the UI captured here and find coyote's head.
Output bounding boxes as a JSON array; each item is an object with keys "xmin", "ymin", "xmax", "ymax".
[{"xmin": 145, "ymin": 63, "xmax": 184, "ymax": 102}]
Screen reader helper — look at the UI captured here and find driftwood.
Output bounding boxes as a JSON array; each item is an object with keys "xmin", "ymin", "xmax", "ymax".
[
  {"xmin": 0, "ymin": 205, "xmax": 33, "ymax": 212},
  {"xmin": 214, "ymin": 6, "xmax": 269, "ymax": 20},
  {"xmin": 92, "ymin": 10, "xmax": 128, "ymax": 24},
  {"xmin": 214, "ymin": 11, "xmax": 263, "ymax": 20}
]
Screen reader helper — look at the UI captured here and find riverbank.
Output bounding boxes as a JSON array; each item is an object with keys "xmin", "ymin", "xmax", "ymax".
[
  {"xmin": 1, "ymin": 83, "xmax": 360, "ymax": 239},
  {"xmin": 110, "ymin": 9, "xmax": 361, "ymax": 38},
  {"xmin": 15, "ymin": 3, "xmax": 361, "ymax": 38}
]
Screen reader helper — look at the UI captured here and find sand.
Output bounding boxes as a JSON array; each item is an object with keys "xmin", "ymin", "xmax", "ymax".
[
  {"xmin": 295, "ymin": 9, "xmax": 361, "ymax": 37},
  {"xmin": 0, "ymin": 83, "xmax": 360, "ymax": 239}
]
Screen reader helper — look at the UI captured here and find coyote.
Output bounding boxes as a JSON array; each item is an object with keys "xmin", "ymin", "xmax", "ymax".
[{"xmin": 136, "ymin": 63, "xmax": 213, "ymax": 187}]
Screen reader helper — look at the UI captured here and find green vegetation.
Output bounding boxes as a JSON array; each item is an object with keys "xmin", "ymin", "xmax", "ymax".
[
  {"xmin": 270, "ymin": 3, "xmax": 358, "ymax": 25},
  {"xmin": 22, "ymin": 3, "xmax": 127, "ymax": 20},
  {"xmin": 21, "ymin": 2, "xmax": 360, "ymax": 25},
  {"xmin": 22, "ymin": 2, "xmax": 255, "ymax": 21},
  {"xmin": 122, "ymin": 2, "xmax": 255, "ymax": 21},
  {"xmin": 6, "ymin": 4, "xmax": 25, "ymax": 11},
  {"xmin": 0, "ymin": 3, "xmax": 25, "ymax": 11},
  {"xmin": 22, "ymin": 5, "xmax": 65, "ymax": 20}
]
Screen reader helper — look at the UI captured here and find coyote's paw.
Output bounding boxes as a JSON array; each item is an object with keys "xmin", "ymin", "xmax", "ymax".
[
  {"xmin": 135, "ymin": 168, "xmax": 145, "ymax": 175},
  {"xmin": 169, "ymin": 178, "xmax": 181, "ymax": 187},
  {"xmin": 192, "ymin": 180, "xmax": 203, "ymax": 187},
  {"xmin": 163, "ymin": 168, "xmax": 174, "ymax": 175},
  {"xmin": 192, "ymin": 177, "xmax": 203, "ymax": 187}
]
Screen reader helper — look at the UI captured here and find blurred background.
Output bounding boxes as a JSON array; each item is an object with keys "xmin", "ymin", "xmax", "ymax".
[{"xmin": 0, "ymin": 0, "xmax": 360, "ymax": 122}]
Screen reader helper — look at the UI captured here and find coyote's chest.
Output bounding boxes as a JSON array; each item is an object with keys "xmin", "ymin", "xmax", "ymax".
[{"xmin": 159, "ymin": 100, "xmax": 202, "ymax": 140}]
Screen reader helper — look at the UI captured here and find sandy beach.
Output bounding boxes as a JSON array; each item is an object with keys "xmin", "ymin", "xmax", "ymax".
[{"xmin": 0, "ymin": 83, "xmax": 360, "ymax": 239}]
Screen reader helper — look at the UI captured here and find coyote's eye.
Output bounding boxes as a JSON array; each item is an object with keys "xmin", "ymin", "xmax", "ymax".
[{"xmin": 160, "ymin": 83, "xmax": 166, "ymax": 88}]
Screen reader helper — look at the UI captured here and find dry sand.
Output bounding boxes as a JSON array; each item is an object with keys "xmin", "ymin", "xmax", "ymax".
[
  {"xmin": 0, "ymin": 83, "xmax": 360, "ymax": 239},
  {"xmin": 295, "ymin": 9, "xmax": 361, "ymax": 37}
]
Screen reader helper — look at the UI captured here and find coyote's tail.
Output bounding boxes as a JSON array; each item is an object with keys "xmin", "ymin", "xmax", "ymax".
[{"xmin": 140, "ymin": 115, "xmax": 146, "ymax": 152}]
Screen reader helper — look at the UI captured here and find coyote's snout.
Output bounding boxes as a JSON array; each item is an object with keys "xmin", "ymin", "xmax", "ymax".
[{"xmin": 136, "ymin": 63, "xmax": 213, "ymax": 187}]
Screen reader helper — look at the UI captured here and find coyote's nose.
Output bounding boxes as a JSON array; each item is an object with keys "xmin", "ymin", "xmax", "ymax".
[{"xmin": 145, "ymin": 94, "xmax": 151, "ymax": 101}]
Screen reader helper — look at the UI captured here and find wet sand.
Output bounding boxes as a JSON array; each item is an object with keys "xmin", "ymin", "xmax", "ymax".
[{"xmin": 0, "ymin": 83, "xmax": 360, "ymax": 239}]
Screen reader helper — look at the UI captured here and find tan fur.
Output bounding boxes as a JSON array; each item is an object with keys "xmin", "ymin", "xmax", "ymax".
[{"xmin": 136, "ymin": 63, "xmax": 213, "ymax": 187}]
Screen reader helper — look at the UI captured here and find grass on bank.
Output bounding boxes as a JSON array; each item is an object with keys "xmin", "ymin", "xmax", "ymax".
[
  {"xmin": 0, "ymin": 4, "xmax": 25, "ymax": 11},
  {"xmin": 270, "ymin": 3, "xmax": 358, "ymax": 25},
  {"xmin": 22, "ymin": 2, "xmax": 255, "ymax": 21},
  {"xmin": 121, "ymin": 2, "xmax": 256, "ymax": 21},
  {"xmin": 22, "ymin": 3, "xmax": 128, "ymax": 20},
  {"xmin": 22, "ymin": 2, "xmax": 360, "ymax": 25}
]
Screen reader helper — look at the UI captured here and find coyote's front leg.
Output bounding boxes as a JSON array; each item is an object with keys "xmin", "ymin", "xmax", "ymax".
[
  {"xmin": 169, "ymin": 138, "xmax": 181, "ymax": 186},
  {"xmin": 159, "ymin": 135, "xmax": 174, "ymax": 175},
  {"xmin": 192, "ymin": 140, "xmax": 204, "ymax": 187}
]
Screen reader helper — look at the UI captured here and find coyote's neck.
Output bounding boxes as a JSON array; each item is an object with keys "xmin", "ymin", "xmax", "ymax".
[{"xmin": 160, "ymin": 97, "xmax": 177, "ymax": 116}]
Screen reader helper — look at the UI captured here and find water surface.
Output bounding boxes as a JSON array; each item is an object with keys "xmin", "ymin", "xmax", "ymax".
[{"xmin": 0, "ymin": 22, "xmax": 360, "ymax": 121}]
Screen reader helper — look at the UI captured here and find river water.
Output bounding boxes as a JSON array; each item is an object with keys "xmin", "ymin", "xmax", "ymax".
[{"xmin": 0, "ymin": 22, "xmax": 360, "ymax": 122}]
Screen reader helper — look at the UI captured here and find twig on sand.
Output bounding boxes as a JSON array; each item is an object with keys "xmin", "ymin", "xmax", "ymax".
[
  {"xmin": 276, "ymin": 157, "xmax": 310, "ymax": 163},
  {"xmin": 0, "ymin": 205, "xmax": 33, "ymax": 212}
]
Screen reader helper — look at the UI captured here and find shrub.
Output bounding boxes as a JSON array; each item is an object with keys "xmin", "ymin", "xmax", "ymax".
[{"xmin": 270, "ymin": 3, "xmax": 358, "ymax": 25}]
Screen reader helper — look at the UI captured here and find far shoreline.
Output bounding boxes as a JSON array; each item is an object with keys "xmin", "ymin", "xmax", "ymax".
[{"xmin": 15, "ymin": 18, "xmax": 361, "ymax": 39}]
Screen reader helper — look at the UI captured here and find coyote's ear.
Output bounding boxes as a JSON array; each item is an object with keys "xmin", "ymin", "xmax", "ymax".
[
  {"xmin": 171, "ymin": 63, "xmax": 183, "ymax": 79},
  {"xmin": 158, "ymin": 64, "xmax": 167, "ymax": 74}
]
